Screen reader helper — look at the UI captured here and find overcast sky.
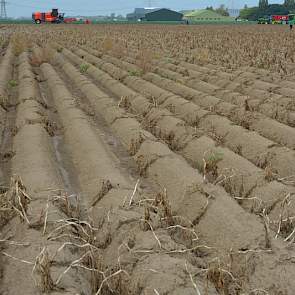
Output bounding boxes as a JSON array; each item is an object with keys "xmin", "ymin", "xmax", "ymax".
[{"xmin": 6, "ymin": 0, "xmax": 282, "ymax": 17}]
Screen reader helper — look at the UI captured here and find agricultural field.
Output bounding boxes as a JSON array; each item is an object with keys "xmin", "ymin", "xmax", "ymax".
[{"xmin": 1, "ymin": 24, "xmax": 295, "ymax": 294}]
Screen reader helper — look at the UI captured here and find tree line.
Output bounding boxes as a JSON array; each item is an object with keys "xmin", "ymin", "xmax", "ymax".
[
  {"xmin": 206, "ymin": 5, "xmax": 230, "ymax": 16},
  {"xmin": 240, "ymin": 0, "xmax": 295, "ymax": 20}
]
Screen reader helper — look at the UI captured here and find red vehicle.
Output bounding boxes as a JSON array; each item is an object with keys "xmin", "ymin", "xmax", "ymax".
[
  {"xmin": 64, "ymin": 17, "xmax": 77, "ymax": 23},
  {"xmin": 271, "ymin": 15, "xmax": 289, "ymax": 24},
  {"xmin": 32, "ymin": 8, "xmax": 65, "ymax": 24}
]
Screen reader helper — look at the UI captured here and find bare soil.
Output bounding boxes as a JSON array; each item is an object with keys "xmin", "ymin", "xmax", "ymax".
[{"xmin": 1, "ymin": 26, "xmax": 295, "ymax": 295}]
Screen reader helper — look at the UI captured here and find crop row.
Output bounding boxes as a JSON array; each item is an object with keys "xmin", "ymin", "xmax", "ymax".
[
  {"xmin": 96, "ymin": 44, "xmax": 295, "ymax": 128},
  {"xmin": 156, "ymin": 60, "xmax": 295, "ymax": 126},
  {"xmin": 1, "ymin": 51, "xmax": 93, "ymax": 294},
  {"xmin": 48, "ymin": 45, "xmax": 295, "ymax": 293},
  {"xmin": 96, "ymin": 47, "xmax": 295, "ymax": 131},
  {"xmin": 60, "ymin": 46, "xmax": 295, "ymax": 236},
  {"xmin": 37, "ymin": 49, "xmax": 221, "ymax": 294},
  {"xmin": 72, "ymin": 47, "xmax": 295, "ymax": 186}
]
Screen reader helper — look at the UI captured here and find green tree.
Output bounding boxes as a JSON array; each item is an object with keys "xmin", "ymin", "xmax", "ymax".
[
  {"xmin": 215, "ymin": 4, "xmax": 230, "ymax": 16},
  {"xmin": 239, "ymin": 6, "xmax": 261, "ymax": 20},
  {"xmin": 266, "ymin": 4, "xmax": 289, "ymax": 14},
  {"xmin": 240, "ymin": 3, "xmax": 289, "ymax": 20},
  {"xmin": 284, "ymin": 0, "xmax": 295, "ymax": 9},
  {"xmin": 259, "ymin": 0, "xmax": 268, "ymax": 10}
]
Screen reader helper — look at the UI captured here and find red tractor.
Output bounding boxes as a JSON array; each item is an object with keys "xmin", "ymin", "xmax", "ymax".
[{"xmin": 32, "ymin": 8, "xmax": 65, "ymax": 24}]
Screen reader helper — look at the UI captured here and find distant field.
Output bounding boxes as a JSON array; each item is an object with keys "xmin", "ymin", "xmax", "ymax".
[
  {"xmin": 0, "ymin": 19, "xmax": 255, "ymax": 25},
  {"xmin": 0, "ymin": 19, "xmax": 32, "ymax": 24},
  {"xmin": 0, "ymin": 24, "xmax": 295, "ymax": 295}
]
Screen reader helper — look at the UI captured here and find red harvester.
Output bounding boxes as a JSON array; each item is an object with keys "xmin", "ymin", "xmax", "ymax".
[{"xmin": 32, "ymin": 8, "xmax": 65, "ymax": 24}]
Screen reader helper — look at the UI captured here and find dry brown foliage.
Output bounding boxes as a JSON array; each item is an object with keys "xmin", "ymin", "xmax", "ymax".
[
  {"xmin": 11, "ymin": 33, "xmax": 29, "ymax": 56},
  {"xmin": 0, "ymin": 175, "xmax": 31, "ymax": 227}
]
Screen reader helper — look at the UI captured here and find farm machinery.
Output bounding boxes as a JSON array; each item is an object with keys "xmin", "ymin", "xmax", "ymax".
[
  {"xmin": 32, "ymin": 8, "xmax": 65, "ymax": 24},
  {"xmin": 271, "ymin": 15, "xmax": 289, "ymax": 24},
  {"xmin": 258, "ymin": 16, "xmax": 271, "ymax": 24},
  {"xmin": 258, "ymin": 14, "xmax": 290, "ymax": 24},
  {"xmin": 32, "ymin": 9, "xmax": 90, "ymax": 24},
  {"xmin": 289, "ymin": 14, "xmax": 295, "ymax": 25}
]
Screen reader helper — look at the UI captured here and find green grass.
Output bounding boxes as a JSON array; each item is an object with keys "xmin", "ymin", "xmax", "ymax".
[
  {"xmin": 206, "ymin": 151, "xmax": 223, "ymax": 166},
  {"xmin": 128, "ymin": 69, "xmax": 142, "ymax": 76},
  {"xmin": 8, "ymin": 80, "xmax": 18, "ymax": 88},
  {"xmin": 79, "ymin": 63, "xmax": 90, "ymax": 73}
]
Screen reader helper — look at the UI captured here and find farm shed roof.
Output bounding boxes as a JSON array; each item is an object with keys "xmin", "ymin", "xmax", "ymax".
[
  {"xmin": 144, "ymin": 8, "xmax": 183, "ymax": 21},
  {"xmin": 134, "ymin": 7, "xmax": 161, "ymax": 14},
  {"xmin": 179, "ymin": 10, "xmax": 194, "ymax": 15},
  {"xmin": 184, "ymin": 9, "xmax": 228, "ymax": 19},
  {"xmin": 127, "ymin": 7, "xmax": 162, "ymax": 20}
]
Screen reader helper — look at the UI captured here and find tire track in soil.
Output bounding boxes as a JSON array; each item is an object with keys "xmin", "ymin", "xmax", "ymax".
[{"xmin": 49, "ymin": 48, "xmax": 295, "ymax": 294}]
